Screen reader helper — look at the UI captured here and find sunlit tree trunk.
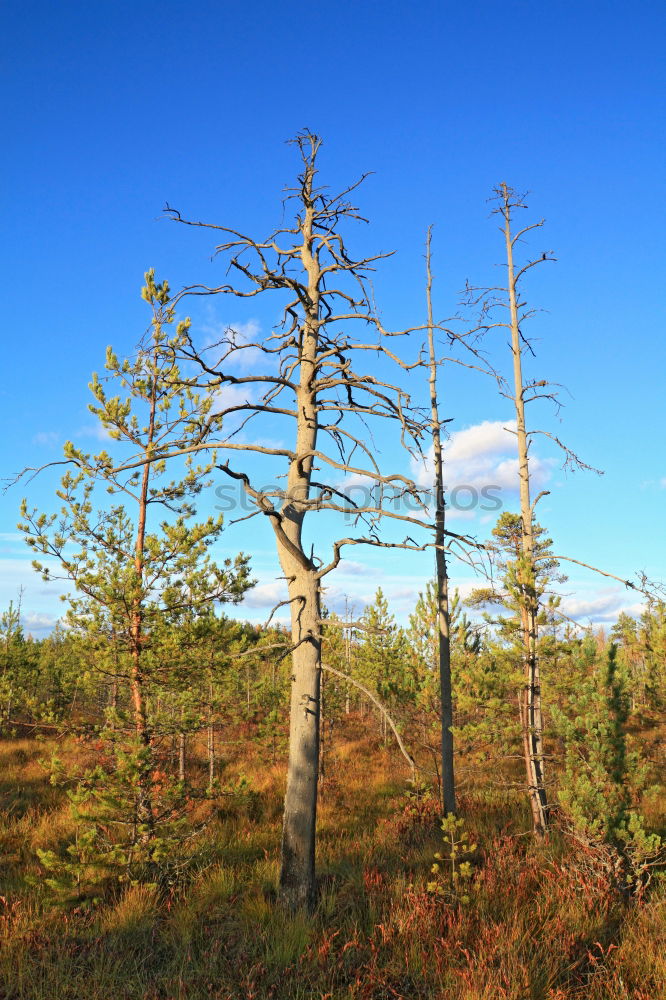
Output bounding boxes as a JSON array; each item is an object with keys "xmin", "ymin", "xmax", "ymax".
[{"xmin": 501, "ymin": 184, "xmax": 548, "ymax": 835}]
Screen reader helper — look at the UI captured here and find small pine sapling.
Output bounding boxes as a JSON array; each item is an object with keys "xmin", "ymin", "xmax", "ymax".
[{"xmin": 427, "ymin": 814, "xmax": 477, "ymax": 904}]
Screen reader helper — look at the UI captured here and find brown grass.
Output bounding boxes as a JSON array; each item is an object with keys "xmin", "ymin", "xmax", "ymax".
[{"xmin": 0, "ymin": 721, "xmax": 663, "ymax": 1000}]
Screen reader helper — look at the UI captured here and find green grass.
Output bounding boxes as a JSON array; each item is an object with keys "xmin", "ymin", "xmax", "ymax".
[{"xmin": 0, "ymin": 724, "xmax": 664, "ymax": 1000}]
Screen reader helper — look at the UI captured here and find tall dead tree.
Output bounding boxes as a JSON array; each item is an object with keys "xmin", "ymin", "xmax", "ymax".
[
  {"xmin": 464, "ymin": 185, "xmax": 647, "ymax": 836},
  {"xmin": 465, "ymin": 185, "xmax": 560, "ymax": 835},
  {"xmin": 425, "ymin": 228, "xmax": 455, "ymax": 816},
  {"xmin": 159, "ymin": 134, "xmax": 450, "ymax": 909},
  {"xmin": 500, "ymin": 185, "xmax": 549, "ymax": 834}
]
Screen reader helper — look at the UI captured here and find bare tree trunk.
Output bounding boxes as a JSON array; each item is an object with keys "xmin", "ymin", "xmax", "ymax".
[
  {"xmin": 344, "ymin": 608, "xmax": 352, "ymax": 715},
  {"xmin": 178, "ymin": 730, "xmax": 186, "ymax": 783},
  {"xmin": 278, "ymin": 566, "xmax": 321, "ymax": 911},
  {"xmin": 425, "ymin": 229, "xmax": 456, "ymax": 816},
  {"xmin": 276, "ymin": 158, "xmax": 325, "ymax": 910},
  {"xmin": 502, "ymin": 185, "xmax": 548, "ymax": 835}
]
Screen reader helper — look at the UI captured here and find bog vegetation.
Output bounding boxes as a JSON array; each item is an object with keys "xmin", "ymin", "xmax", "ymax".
[{"xmin": 1, "ymin": 134, "xmax": 664, "ymax": 999}]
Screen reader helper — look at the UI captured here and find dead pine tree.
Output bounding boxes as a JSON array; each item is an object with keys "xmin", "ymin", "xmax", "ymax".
[
  {"xmin": 464, "ymin": 184, "xmax": 597, "ymax": 836},
  {"xmin": 159, "ymin": 133, "xmax": 450, "ymax": 910},
  {"xmin": 499, "ymin": 185, "xmax": 550, "ymax": 834},
  {"xmin": 424, "ymin": 227, "xmax": 455, "ymax": 817}
]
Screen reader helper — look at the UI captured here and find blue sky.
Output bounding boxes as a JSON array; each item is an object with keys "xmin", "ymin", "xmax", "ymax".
[{"xmin": 2, "ymin": 0, "xmax": 664, "ymax": 635}]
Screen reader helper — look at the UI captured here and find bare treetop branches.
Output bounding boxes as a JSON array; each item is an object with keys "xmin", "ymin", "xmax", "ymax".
[
  {"xmin": 461, "ymin": 183, "xmax": 600, "ymax": 478},
  {"xmin": 159, "ymin": 134, "xmax": 443, "ymax": 561}
]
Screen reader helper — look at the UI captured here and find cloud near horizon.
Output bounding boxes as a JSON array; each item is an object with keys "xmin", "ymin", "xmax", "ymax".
[
  {"xmin": 411, "ymin": 419, "xmax": 555, "ymax": 497},
  {"xmin": 558, "ymin": 587, "xmax": 644, "ymax": 625}
]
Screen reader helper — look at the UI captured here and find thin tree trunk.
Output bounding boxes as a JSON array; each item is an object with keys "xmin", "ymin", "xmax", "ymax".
[
  {"xmin": 207, "ymin": 681, "xmax": 215, "ymax": 792},
  {"xmin": 108, "ymin": 626, "xmax": 119, "ymax": 728},
  {"xmin": 129, "ymin": 645, "xmax": 154, "ymax": 840},
  {"xmin": 178, "ymin": 730, "xmax": 186, "ymax": 782},
  {"xmin": 129, "ymin": 371, "xmax": 158, "ymax": 843},
  {"xmin": 319, "ymin": 666, "xmax": 325, "ymax": 785},
  {"xmin": 207, "ymin": 725, "xmax": 215, "ymax": 790},
  {"xmin": 425, "ymin": 228, "xmax": 456, "ymax": 816},
  {"xmin": 344, "ymin": 635, "xmax": 351, "ymax": 716},
  {"xmin": 502, "ymin": 185, "xmax": 548, "ymax": 835},
  {"xmin": 344, "ymin": 604, "xmax": 352, "ymax": 714}
]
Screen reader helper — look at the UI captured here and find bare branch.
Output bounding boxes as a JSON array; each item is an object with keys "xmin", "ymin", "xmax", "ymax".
[
  {"xmin": 543, "ymin": 555, "xmax": 656, "ymax": 598},
  {"xmin": 321, "ymin": 663, "xmax": 416, "ymax": 779},
  {"xmin": 527, "ymin": 429, "xmax": 603, "ymax": 475}
]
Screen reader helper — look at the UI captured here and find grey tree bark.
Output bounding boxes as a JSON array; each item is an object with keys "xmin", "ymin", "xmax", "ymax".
[{"xmin": 499, "ymin": 183, "xmax": 549, "ymax": 836}]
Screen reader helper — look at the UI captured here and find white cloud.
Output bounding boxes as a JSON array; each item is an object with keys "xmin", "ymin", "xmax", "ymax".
[
  {"xmin": 388, "ymin": 586, "xmax": 419, "ymax": 602},
  {"xmin": 449, "ymin": 579, "xmax": 482, "ymax": 601},
  {"xmin": 241, "ymin": 580, "xmax": 288, "ymax": 609},
  {"xmin": 336, "ymin": 559, "xmax": 379, "ymax": 577},
  {"xmin": 559, "ymin": 587, "xmax": 644, "ymax": 625},
  {"xmin": 33, "ymin": 431, "xmax": 59, "ymax": 447},
  {"xmin": 339, "ymin": 472, "xmax": 378, "ymax": 493},
  {"xmin": 445, "ymin": 419, "xmax": 517, "ymax": 466},
  {"xmin": 321, "ymin": 584, "xmax": 420, "ymax": 619},
  {"xmin": 0, "ymin": 558, "xmax": 63, "ymax": 588},
  {"xmin": 21, "ymin": 612, "xmax": 61, "ymax": 636},
  {"xmin": 232, "ymin": 433, "xmax": 286, "ymax": 452},
  {"xmin": 446, "ymin": 508, "xmax": 477, "ymax": 521},
  {"xmin": 0, "ymin": 558, "xmax": 70, "ymax": 636},
  {"xmin": 201, "ymin": 318, "xmax": 266, "ymax": 372},
  {"xmin": 329, "ymin": 420, "xmax": 553, "ymax": 530},
  {"xmin": 75, "ymin": 423, "xmax": 113, "ymax": 442},
  {"xmin": 412, "ymin": 419, "xmax": 555, "ymax": 500},
  {"xmin": 211, "ymin": 384, "xmax": 255, "ymax": 415}
]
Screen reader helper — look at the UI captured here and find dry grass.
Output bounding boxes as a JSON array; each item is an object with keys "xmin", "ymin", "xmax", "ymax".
[{"xmin": 0, "ymin": 722, "xmax": 663, "ymax": 1000}]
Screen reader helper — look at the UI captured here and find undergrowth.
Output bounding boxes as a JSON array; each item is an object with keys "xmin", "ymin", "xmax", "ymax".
[{"xmin": 0, "ymin": 724, "xmax": 664, "ymax": 1000}]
